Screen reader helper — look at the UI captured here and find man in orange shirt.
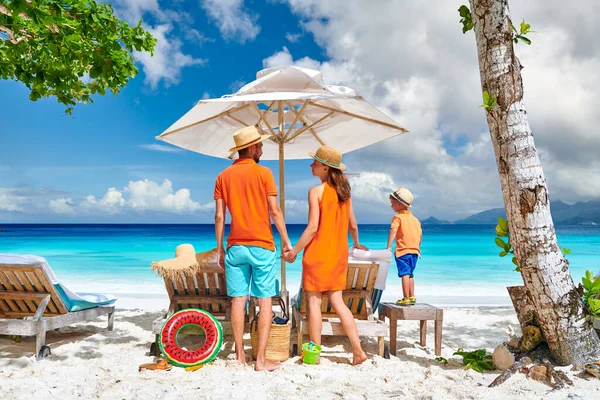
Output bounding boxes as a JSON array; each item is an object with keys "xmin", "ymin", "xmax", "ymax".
[
  {"xmin": 214, "ymin": 126, "xmax": 292, "ymax": 371},
  {"xmin": 386, "ymin": 187, "xmax": 422, "ymax": 306}
]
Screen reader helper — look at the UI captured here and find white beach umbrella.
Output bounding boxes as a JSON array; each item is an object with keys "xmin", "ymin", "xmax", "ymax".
[{"xmin": 157, "ymin": 65, "xmax": 408, "ymax": 299}]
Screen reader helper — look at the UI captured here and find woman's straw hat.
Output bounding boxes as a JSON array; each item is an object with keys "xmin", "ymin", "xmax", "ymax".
[
  {"xmin": 309, "ymin": 146, "xmax": 346, "ymax": 171},
  {"xmin": 228, "ymin": 126, "xmax": 272, "ymax": 152},
  {"xmin": 391, "ymin": 187, "xmax": 414, "ymax": 207}
]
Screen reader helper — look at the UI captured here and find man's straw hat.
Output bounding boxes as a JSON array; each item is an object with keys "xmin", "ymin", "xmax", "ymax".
[
  {"xmin": 228, "ymin": 126, "xmax": 272, "ymax": 152},
  {"xmin": 309, "ymin": 146, "xmax": 346, "ymax": 171},
  {"xmin": 391, "ymin": 187, "xmax": 414, "ymax": 207}
]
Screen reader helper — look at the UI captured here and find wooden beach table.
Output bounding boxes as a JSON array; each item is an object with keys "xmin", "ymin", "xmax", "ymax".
[{"xmin": 378, "ymin": 302, "xmax": 443, "ymax": 356}]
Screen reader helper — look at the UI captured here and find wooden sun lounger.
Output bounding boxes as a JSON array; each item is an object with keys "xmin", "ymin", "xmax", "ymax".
[
  {"xmin": 151, "ymin": 264, "xmax": 231, "ymax": 356},
  {"xmin": 292, "ymin": 262, "xmax": 387, "ymax": 357},
  {"xmin": 0, "ymin": 263, "xmax": 114, "ymax": 360}
]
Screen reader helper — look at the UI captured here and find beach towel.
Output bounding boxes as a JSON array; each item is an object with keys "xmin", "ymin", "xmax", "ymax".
[
  {"xmin": 348, "ymin": 247, "xmax": 392, "ymax": 290},
  {"xmin": 0, "ymin": 254, "xmax": 117, "ymax": 312}
]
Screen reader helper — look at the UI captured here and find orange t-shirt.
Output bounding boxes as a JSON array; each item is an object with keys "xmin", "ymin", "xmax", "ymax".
[
  {"xmin": 214, "ymin": 158, "xmax": 277, "ymax": 251},
  {"xmin": 391, "ymin": 210, "xmax": 422, "ymax": 257}
]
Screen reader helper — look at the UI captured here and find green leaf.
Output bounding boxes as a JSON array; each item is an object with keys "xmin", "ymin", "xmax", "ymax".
[
  {"xmin": 499, "ymin": 251, "xmax": 508, "ymax": 257},
  {"xmin": 520, "ymin": 20, "xmax": 533, "ymax": 35},
  {"xmin": 0, "ymin": 0, "xmax": 157, "ymax": 114},
  {"xmin": 498, "ymin": 217, "xmax": 509, "ymax": 232},
  {"xmin": 518, "ymin": 36, "xmax": 532, "ymax": 45},
  {"xmin": 504, "ymin": 242, "xmax": 512, "ymax": 252},
  {"xmin": 495, "ymin": 237, "xmax": 506, "ymax": 249},
  {"xmin": 458, "ymin": 5, "xmax": 473, "ymax": 34},
  {"xmin": 562, "ymin": 247, "xmax": 572, "ymax": 255},
  {"xmin": 480, "ymin": 91, "xmax": 496, "ymax": 110}
]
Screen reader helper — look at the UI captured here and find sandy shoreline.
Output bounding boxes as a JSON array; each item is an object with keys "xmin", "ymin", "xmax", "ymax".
[{"xmin": 1, "ymin": 306, "xmax": 598, "ymax": 399}]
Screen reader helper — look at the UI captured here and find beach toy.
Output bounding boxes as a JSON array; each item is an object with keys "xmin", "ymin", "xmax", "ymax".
[
  {"xmin": 159, "ymin": 308, "xmax": 223, "ymax": 368},
  {"xmin": 138, "ymin": 359, "xmax": 172, "ymax": 372},
  {"xmin": 301, "ymin": 341, "xmax": 322, "ymax": 365}
]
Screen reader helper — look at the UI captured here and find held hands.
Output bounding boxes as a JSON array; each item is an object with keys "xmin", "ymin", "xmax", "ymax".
[
  {"xmin": 281, "ymin": 241, "xmax": 297, "ymax": 263},
  {"xmin": 282, "ymin": 249, "xmax": 297, "ymax": 263}
]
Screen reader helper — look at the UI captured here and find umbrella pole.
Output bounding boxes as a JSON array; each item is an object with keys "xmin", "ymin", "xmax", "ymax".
[{"xmin": 279, "ymin": 144, "xmax": 288, "ymax": 304}]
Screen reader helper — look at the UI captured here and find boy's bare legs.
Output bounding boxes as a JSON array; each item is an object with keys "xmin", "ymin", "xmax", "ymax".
[
  {"xmin": 255, "ymin": 297, "xmax": 282, "ymax": 371},
  {"xmin": 231, "ymin": 296, "xmax": 248, "ymax": 364},
  {"xmin": 401, "ymin": 275, "xmax": 410, "ymax": 300},
  {"xmin": 409, "ymin": 277, "xmax": 415, "ymax": 298},
  {"xmin": 306, "ymin": 291, "xmax": 323, "ymax": 346},
  {"xmin": 327, "ymin": 290, "xmax": 367, "ymax": 365}
]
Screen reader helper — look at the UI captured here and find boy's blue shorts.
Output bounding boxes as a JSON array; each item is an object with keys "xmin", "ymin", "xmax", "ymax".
[
  {"xmin": 225, "ymin": 245, "xmax": 277, "ymax": 298},
  {"xmin": 396, "ymin": 253, "xmax": 418, "ymax": 278}
]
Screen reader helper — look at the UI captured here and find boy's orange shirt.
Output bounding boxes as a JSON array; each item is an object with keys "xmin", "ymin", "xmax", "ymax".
[
  {"xmin": 214, "ymin": 158, "xmax": 277, "ymax": 251},
  {"xmin": 391, "ymin": 210, "xmax": 422, "ymax": 257}
]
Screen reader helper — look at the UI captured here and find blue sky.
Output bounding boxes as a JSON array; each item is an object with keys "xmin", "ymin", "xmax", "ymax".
[{"xmin": 2, "ymin": 0, "xmax": 599, "ymax": 223}]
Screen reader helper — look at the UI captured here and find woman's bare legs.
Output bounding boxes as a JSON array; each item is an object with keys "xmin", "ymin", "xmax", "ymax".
[
  {"xmin": 306, "ymin": 291, "xmax": 323, "ymax": 346},
  {"xmin": 327, "ymin": 290, "xmax": 367, "ymax": 365}
]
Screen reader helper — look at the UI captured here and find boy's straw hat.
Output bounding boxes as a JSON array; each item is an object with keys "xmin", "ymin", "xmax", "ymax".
[
  {"xmin": 228, "ymin": 126, "xmax": 272, "ymax": 152},
  {"xmin": 391, "ymin": 187, "xmax": 414, "ymax": 207},
  {"xmin": 309, "ymin": 146, "xmax": 346, "ymax": 171}
]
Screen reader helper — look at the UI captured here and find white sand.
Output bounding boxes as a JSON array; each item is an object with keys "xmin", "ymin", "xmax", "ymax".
[{"xmin": 1, "ymin": 306, "xmax": 598, "ymax": 399}]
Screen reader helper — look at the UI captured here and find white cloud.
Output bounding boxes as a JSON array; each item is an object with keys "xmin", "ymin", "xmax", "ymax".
[
  {"xmin": 263, "ymin": 46, "xmax": 320, "ymax": 71},
  {"xmin": 284, "ymin": 199, "xmax": 308, "ymax": 216},
  {"xmin": 201, "ymin": 0, "xmax": 260, "ymax": 43},
  {"xmin": 270, "ymin": 0, "xmax": 600, "ymax": 219},
  {"xmin": 113, "ymin": 1, "xmax": 206, "ymax": 89},
  {"xmin": 44, "ymin": 180, "xmax": 212, "ymax": 216},
  {"xmin": 49, "ymin": 198, "xmax": 75, "ymax": 215},
  {"xmin": 350, "ymin": 173, "xmax": 397, "ymax": 205},
  {"xmin": 135, "ymin": 24, "xmax": 206, "ymax": 89},
  {"xmin": 285, "ymin": 32, "xmax": 303, "ymax": 43},
  {"xmin": 139, "ymin": 144, "xmax": 184, "ymax": 153},
  {"xmin": 0, "ymin": 192, "xmax": 24, "ymax": 212}
]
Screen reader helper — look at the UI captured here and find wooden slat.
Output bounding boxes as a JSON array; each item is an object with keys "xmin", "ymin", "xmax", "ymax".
[
  {"xmin": 206, "ymin": 273, "xmax": 219, "ymax": 313},
  {"xmin": 0, "ymin": 272, "xmax": 28, "ymax": 313},
  {"xmin": 0, "ymin": 291, "xmax": 52, "ymax": 300},
  {"xmin": 206, "ymin": 273, "xmax": 218, "ymax": 296},
  {"xmin": 33, "ymin": 269, "xmax": 68, "ymax": 314},
  {"xmin": 173, "ymin": 274, "xmax": 186, "ymax": 312},
  {"xmin": 25, "ymin": 270, "xmax": 44, "ymax": 292},
  {"xmin": 0, "ymin": 311, "xmax": 64, "ymax": 319},
  {"xmin": 9, "ymin": 271, "xmax": 38, "ymax": 313},
  {"xmin": 345, "ymin": 266, "xmax": 357, "ymax": 290},
  {"xmin": 354, "ymin": 267, "xmax": 368, "ymax": 291},
  {"xmin": 26, "ymin": 270, "xmax": 58, "ymax": 314},
  {"xmin": 0, "ymin": 265, "xmax": 40, "ymax": 273},
  {"xmin": 184, "ymin": 275, "xmax": 197, "ymax": 309},
  {"xmin": 217, "ymin": 273, "xmax": 227, "ymax": 296},
  {"xmin": 0, "ymin": 273, "xmax": 20, "ymax": 313},
  {"xmin": 365, "ymin": 263, "xmax": 379, "ymax": 291},
  {"xmin": 0, "ymin": 298, "xmax": 10, "ymax": 314}
]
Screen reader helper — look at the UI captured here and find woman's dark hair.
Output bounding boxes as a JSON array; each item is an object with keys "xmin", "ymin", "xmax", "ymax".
[{"xmin": 326, "ymin": 168, "xmax": 351, "ymax": 202}]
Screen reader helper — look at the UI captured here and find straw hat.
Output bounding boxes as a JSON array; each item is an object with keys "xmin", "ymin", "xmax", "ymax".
[
  {"xmin": 150, "ymin": 244, "xmax": 218, "ymax": 279},
  {"xmin": 228, "ymin": 126, "xmax": 272, "ymax": 152},
  {"xmin": 309, "ymin": 146, "xmax": 346, "ymax": 170},
  {"xmin": 391, "ymin": 187, "xmax": 414, "ymax": 207}
]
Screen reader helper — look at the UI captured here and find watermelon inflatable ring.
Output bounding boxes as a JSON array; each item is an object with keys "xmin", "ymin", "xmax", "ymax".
[{"xmin": 159, "ymin": 309, "xmax": 223, "ymax": 368}]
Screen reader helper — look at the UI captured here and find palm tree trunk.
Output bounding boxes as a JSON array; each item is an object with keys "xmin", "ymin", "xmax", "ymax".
[{"xmin": 469, "ymin": 0, "xmax": 600, "ymax": 365}]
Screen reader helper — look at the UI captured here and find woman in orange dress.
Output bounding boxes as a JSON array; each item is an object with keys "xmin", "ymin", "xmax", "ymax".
[{"xmin": 283, "ymin": 146, "xmax": 368, "ymax": 365}]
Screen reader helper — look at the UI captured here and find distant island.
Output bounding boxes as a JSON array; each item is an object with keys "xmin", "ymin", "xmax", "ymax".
[{"xmin": 424, "ymin": 200, "xmax": 600, "ymax": 225}]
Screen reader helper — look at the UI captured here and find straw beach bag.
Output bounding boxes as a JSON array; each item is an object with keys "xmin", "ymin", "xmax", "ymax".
[{"xmin": 250, "ymin": 298, "xmax": 291, "ymax": 362}]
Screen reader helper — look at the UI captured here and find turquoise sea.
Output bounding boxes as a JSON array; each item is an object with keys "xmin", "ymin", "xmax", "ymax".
[{"xmin": 1, "ymin": 224, "xmax": 599, "ymax": 307}]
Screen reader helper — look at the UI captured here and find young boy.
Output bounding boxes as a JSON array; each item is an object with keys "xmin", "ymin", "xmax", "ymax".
[{"xmin": 386, "ymin": 187, "xmax": 422, "ymax": 306}]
